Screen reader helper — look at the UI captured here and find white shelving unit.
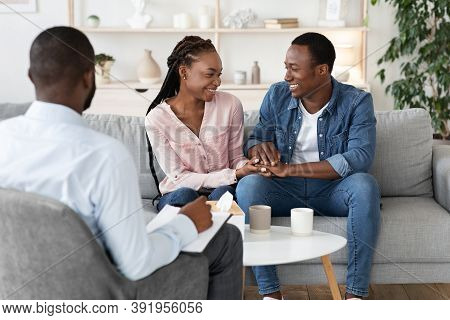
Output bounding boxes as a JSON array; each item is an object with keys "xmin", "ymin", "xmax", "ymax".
[{"xmin": 68, "ymin": 0, "xmax": 369, "ymax": 114}]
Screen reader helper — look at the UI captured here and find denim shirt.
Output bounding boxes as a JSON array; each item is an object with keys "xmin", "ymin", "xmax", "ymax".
[{"xmin": 244, "ymin": 77, "xmax": 377, "ymax": 178}]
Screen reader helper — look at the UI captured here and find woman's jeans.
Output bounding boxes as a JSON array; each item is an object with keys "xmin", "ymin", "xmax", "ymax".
[
  {"xmin": 236, "ymin": 173, "xmax": 380, "ymax": 297},
  {"xmin": 157, "ymin": 185, "xmax": 236, "ymax": 211}
]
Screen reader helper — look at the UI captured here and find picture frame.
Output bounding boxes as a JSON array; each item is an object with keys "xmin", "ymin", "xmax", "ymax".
[{"xmin": 0, "ymin": 0, "xmax": 37, "ymax": 13}]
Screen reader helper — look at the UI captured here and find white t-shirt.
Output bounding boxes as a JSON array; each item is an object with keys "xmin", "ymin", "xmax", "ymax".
[{"xmin": 291, "ymin": 100, "xmax": 329, "ymax": 164}]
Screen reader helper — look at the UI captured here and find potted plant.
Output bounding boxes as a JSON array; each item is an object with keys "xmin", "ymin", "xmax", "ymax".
[
  {"xmin": 371, "ymin": 0, "xmax": 449, "ymax": 142},
  {"xmin": 95, "ymin": 53, "xmax": 115, "ymax": 85}
]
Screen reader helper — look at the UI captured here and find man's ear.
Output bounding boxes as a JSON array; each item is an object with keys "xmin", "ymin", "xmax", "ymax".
[
  {"xmin": 28, "ymin": 69, "xmax": 34, "ymax": 84},
  {"xmin": 82, "ymin": 69, "xmax": 94, "ymax": 88},
  {"xmin": 317, "ymin": 64, "xmax": 329, "ymax": 76}
]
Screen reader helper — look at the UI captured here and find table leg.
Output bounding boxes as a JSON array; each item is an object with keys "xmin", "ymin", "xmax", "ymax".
[
  {"xmin": 321, "ymin": 255, "xmax": 342, "ymax": 300},
  {"xmin": 242, "ymin": 266, "xmax": 246, "ymax": 300}
]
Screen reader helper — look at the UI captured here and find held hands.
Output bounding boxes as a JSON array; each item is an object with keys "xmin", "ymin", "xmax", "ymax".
[
  {"xmin": 248, "ymin": 142, "xmax": 281, "ymax": 166},
  {"xmin": 236, "ymin": 157, "xmax": 261, "ymax": 178},
  {"xmin": 180, "ymin": 196, "xmax": 212, "ymax": 233},
  {"xmin": 258, "ymin": 162, "xmax": 290, "ymax": 178},
  {"xmin": 248, "ymin": 142, "xmax": 289, "ymax": 178}
]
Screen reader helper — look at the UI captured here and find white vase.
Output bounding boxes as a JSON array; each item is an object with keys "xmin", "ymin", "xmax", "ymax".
[
  {"xmin": 137, "ymin": 49, "xmax": 161, "ymax": 84},
  {"xmin": 127, "ymin": 0, "xmax": 152, "ymax": 29}
]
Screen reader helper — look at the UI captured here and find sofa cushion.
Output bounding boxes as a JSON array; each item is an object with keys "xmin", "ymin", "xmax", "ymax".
[
  {"xmin": 243, "ymin": 108, "xmax": 433, "ymax": 197},
  {"xmin": 0, "ymin": 102, "xmax": 30, "ymax": 119},
  {"xmin": 83, "ymin": 114, "xmax": 164, "ymax": 199},
  {"xmin": 370, "ymin": 109, "xmax": 433, "ymax": 197},
  {"xmin": 271, "ymin": 197, "xmax": 450, "ymax": 264}
]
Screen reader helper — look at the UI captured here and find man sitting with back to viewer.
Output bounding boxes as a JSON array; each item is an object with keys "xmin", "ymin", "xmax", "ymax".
[{"xmin": 0, "ymin": 26, "xmax": 242, "ymax": 299}]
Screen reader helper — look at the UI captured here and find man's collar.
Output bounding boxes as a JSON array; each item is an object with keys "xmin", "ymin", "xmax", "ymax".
[
  {"xmin": 288, "ymin": 76, "xmax": 340, "ymax": 114},
  {"xmin": 25, "ymin": 101, "xmax": 87, "ymax": 127}
]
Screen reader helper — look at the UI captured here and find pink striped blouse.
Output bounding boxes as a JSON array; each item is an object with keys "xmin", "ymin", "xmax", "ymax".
[{"xmin": 145, "ymin": 91, "xmax": 248, "ymax": 195}]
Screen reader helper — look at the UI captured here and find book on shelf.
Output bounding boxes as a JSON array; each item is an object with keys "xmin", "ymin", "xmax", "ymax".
[
  {"xmin": 264, "ymin": 22, "xmax": 299, "ymax": 29},
  {"xmin": 264, "ymin": 18, "xmax": 298, "ymax": 24}
]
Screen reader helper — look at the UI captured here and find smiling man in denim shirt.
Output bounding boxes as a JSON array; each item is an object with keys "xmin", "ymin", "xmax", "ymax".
[{"xmin": 236, "ymin": 33, "xmax": 380, "ymax": 300}]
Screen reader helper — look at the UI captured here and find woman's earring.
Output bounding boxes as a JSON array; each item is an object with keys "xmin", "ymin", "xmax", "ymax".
[{"xmin": 183, "ymin": 75, "xmax": 187, "ymax": 80}]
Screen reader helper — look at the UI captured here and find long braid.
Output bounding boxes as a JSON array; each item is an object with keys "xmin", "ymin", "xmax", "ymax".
[{"xmin": 145, "ymin": 36, "xmax": 216, "ymax": 203}]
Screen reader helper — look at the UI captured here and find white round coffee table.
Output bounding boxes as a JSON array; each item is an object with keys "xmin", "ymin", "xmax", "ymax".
[{"xmin": 243, "ymin": 225, "xmax": 347, "ymax": 300}]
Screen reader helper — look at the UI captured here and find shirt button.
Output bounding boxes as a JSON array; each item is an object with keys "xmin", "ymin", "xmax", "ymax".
[
  {"xmin": 294, "ymin": 130, "xmax": 297, "ymax": 134},
  {"xmin": 319, "ymin": 118, "xmax": 323, "ymax": 121},
  {"xmin": 204, "ymin": 155, "xmax": 207, "ymax": 159},
  {"xmin": 289, "ymin": 146, "xmax": 292, "ymax": 149},
  {"xmin": 319, "ymin": 134, "xmax": 323, "ymax": 138},
  {"xmin": 320, "ymin": 151, "xmax": 324, "ymax": 155}
]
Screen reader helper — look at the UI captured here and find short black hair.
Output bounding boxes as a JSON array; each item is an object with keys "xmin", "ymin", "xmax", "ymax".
[
  {"xmin": 291, "ymin": 32, "xmax": 336, "ymax": 73},
  {"xmin": 29, "ymin": 26, "xmax": 94, "ymax": 87}
]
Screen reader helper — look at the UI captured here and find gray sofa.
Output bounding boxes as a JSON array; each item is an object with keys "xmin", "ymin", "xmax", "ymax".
[{"xmin": 1, "ymin": 102, "xmax": 449, "ymax": 288}]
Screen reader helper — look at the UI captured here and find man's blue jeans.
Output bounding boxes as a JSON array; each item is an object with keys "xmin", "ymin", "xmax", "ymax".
[
  {"xmin": 157, "ymin": 185, "xmax": 235, "ymax": 211},
  {"xmin": 236, "ymin": 173, "xmax": 380, "ymax": 297}
]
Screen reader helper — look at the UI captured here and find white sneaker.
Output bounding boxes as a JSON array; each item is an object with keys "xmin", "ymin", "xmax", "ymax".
[{"xmin": 263, "ymin": 296, "xmax": 284, "ymax": 300}]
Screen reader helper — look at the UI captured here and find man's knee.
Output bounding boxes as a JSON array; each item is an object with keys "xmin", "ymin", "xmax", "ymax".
[
  {"xmin": 224, "ymin": 224, "xmax": 243, "ymax": 246},
  {"xmin": 346, "ymin": 173, "xmax": 380, "ymax": 199},
  {"xmin": 221, "ymin": 224, "xmax": 243, "ymax": 257},
  {"xmin": 236, "ymin": 174, "xmax": 265, "ymax": 198}
]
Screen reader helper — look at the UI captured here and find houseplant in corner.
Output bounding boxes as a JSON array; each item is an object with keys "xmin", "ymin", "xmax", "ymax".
[
  {"xmin": 372, "ymin": 0, "xmax": 449, "ymax": 141},
  {"xmin": 95, "ymin": 53, "xmax": 115, "ymax": 85}
]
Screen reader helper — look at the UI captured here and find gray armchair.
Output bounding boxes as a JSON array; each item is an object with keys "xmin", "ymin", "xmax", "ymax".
[{"xmin": 0, "ymin": 188, "xmax": 208, "ymax": 299}]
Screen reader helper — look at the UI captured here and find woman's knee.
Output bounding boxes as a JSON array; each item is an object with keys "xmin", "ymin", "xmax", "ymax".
[
  {"xmin": 210, "ymin": 185, "xmax": 236, "ymax": 199},
  {"xmin": 166, "ymin": 187, "xmax": 199, "ymax": 206}
]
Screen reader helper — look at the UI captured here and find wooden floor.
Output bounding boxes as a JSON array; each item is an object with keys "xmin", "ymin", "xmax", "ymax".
[{"xmin": 244, "ymin": 283, "xmax": 450, "ymax": 300}]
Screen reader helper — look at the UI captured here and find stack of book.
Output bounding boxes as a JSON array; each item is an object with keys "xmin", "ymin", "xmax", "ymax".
[{"xmin": 264, "ymin": 18, "xmax": 299, "ymax": 29}]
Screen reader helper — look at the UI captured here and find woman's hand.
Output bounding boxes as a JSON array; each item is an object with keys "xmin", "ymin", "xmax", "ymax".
[{"xmin": 236, "ymin": 157, "xmax": 261, "ymax": 178}]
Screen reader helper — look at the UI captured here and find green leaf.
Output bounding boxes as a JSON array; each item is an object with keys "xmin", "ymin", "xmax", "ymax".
[{"xmin": 372, "ymin": 0, "xmax": 449, "ymax": 135}]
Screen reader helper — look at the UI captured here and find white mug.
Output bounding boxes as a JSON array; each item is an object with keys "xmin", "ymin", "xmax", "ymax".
[{"xmin": 291, "ymin": 208, "xmax": 313, "ymax": 236}]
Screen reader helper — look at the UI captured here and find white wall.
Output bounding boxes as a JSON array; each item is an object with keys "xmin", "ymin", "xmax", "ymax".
[{"xmin": 1, "ymin": 0, "xmax": 400, "ymax": 111}]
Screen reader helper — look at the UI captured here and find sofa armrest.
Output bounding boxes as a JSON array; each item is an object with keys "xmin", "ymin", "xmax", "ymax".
[{"xmin": 433, "ymin": 145, "xmax": 450, "ymax": 212}]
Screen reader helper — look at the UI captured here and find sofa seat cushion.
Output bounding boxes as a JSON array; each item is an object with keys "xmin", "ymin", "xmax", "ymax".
[{"xmin": 271, "ymin": 197, "xmax": 450, "ymax": 264}]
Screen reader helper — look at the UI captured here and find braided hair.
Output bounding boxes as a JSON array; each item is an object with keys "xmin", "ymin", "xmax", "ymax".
[{"xmin": 145, "ymin": 36, "xmax": 217, "ymax": 201}]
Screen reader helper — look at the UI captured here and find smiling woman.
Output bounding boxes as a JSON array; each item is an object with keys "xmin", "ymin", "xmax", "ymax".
[{"xmin": 144, "ymin": 36, "xmax": 260, "ymax": 210}]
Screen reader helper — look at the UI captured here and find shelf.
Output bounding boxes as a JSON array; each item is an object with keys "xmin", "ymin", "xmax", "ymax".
[
  {"xmin": 97, "ymin": 81, "xmax": 369, "ymax": 91},
  {"xmin": 97, "ymin": 81, "xmax": 272, "ymax": 90},
  {"xmin": 78, "ymin": 27, "xmax": 217, "ymax": 33},
  {"xmin": 216, "ymin": 27, "xmax": 369, "ymax": 33},
  {"xmin": 78, "ymin": 27, "xmax": 368, "ymax": 34}
]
